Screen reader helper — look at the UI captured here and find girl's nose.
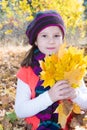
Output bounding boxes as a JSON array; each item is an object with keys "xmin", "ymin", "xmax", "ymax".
[{"xmin": 49, "ymin": 37, "xmax": 54, "ymax": 44}]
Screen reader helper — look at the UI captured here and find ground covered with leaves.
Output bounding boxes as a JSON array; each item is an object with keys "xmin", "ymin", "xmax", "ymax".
[
  {"xmin": 0, "ymin": 45, "xmax": 87, "ymax": 130},
  {"xmin": 0, "ymin": 46, "xmax": 29, "ymax": 130}
]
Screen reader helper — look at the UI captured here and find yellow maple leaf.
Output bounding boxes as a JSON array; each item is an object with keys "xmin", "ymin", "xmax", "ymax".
[
  {"xmin": 57, "ymin": 43, "xmax": 66, "ymax": 59},
  {"xmin": 73, "ymin": 103, "xmax": 81, "ymax": 114},
  {"xmin": 57, "ymin": 103, "xmax": 67, "ymax": 128},
  {"xmin": 40, "ymin": 69, "xmax": 55, "ymax": 87},
  {"xmin": 57, "ymin": 102, "xmax": 72, "ymax": 128},
  {"xmin": 64, "ymin": 68, "xmax": 85, "ymax": 88}
]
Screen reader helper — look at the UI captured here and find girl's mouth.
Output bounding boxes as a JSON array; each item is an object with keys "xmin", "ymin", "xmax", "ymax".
[{"xmin": 47, "ymin": 47, "xmax": 55, "ymax": 50}]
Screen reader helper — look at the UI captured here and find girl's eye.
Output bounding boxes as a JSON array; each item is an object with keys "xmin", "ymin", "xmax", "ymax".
[
  {"xmin": 42, "ymin": 35, "xmax": 47, "ymax": 37},
  {"xmin": 54, "ymin": 34, "xmax": 61, "ymax": 37}
]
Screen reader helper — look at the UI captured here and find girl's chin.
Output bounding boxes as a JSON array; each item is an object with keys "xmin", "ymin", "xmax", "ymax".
[
  {"xmin": 42, "ymin": 50, "xmax": 56, "ymax": 55},
  {"xmin": 46, "ymin": 52, "xmax": 55, "ymax": 55}
]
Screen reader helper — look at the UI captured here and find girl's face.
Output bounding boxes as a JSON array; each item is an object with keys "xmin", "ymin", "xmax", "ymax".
[{"xmin": 35, "ymin": 26, "xmax": 63, "ymax": 55}]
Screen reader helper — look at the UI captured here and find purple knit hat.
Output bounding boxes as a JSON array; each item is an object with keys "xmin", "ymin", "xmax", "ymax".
[{"xmin": 26, "ymin": 10, "xmax": 65, "ymax": 45}]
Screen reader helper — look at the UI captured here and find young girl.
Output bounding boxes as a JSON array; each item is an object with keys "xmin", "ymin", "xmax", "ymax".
[{"xmin": 15, "ymin": 10, "xmax": 87, "ymax": 130}]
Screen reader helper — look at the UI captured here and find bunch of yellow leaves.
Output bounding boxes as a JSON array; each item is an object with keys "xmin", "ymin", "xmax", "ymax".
[
  {"xmin": 40, "ymin": 43, "xmax": 87, "ymax": 128},
  {"xmin": 40, "ymin": 43, "xmax": 87, "ymax": 88}
]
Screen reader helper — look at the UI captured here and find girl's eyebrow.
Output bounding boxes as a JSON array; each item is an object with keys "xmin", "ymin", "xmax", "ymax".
[
  {"xmin": 40, "ymin": 31, "xmax": 60, "ymax": 34},
  {"xmin": 39, "ymin": 32, "xmax": 47, "ymax": 35}
]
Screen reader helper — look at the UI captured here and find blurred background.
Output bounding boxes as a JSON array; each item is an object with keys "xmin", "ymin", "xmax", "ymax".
[{"xmin": 0, "ymin": 0, "xmax": 87, "ymax": 46}]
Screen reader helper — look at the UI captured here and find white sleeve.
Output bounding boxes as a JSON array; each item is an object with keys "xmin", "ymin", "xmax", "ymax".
[
  {"xmin": 72, "ymin": 80, "xmax": 87, "ymax": 110},
  {"xmin": 14, "ymin": 79, "xmax": 53, "ymax": 118}
]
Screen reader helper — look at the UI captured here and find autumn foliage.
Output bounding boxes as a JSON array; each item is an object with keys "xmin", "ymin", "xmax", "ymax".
[
  {"xmin": 40, "ymin": 44, "xmax": 87, "ymax": 88},
  {"xmin": 0, "ymin": 0, "xmax": 86, "ymax": 44},
  {"xmin": 40, "ymin": 43, "xmax": 87, "ymax": 128}
]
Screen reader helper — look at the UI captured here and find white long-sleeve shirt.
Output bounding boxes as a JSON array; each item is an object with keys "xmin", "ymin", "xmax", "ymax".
[{"xmin": 15, "ymin": 79, "xmax": 87, "ymax": 118}]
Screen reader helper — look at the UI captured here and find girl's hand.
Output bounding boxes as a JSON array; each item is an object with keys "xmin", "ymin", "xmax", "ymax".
[{"xmin": 48, "ymin": 80, "xmax": 77, "ymax": 102}]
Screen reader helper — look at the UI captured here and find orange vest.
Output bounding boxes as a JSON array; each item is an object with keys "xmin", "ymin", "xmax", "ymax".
[
  {"xmin": 17, "ymin": 67, "xmax": 72, "ymax": 130},
  {"xmin": 17, "ymin": 67, "xmax": 40, "ymax": 130}
]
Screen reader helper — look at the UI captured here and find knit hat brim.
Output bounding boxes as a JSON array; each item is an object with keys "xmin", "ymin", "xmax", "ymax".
[{"xmin": 26, "ymin": 11, "xmax": 65, "ymax": 45}]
